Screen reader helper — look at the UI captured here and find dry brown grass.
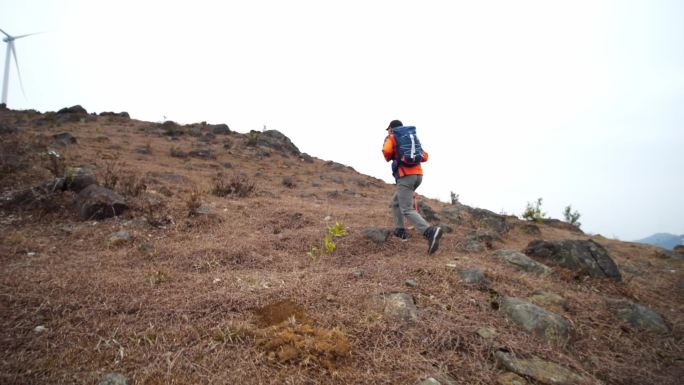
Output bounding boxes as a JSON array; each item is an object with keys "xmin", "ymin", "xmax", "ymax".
[{"xmin": 0, "ymin": 108, "xmax": 682, "ymax": 385}]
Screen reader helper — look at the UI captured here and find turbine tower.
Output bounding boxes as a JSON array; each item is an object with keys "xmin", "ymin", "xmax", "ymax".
[{"xmin": 1, "ymin": 28, "xmax": 38, "ymax": 106}]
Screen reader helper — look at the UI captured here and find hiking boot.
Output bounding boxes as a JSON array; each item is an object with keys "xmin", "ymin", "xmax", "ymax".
[
  {"xmin": 424, "ymin": 226, "xmax": 443, "ymax": 255},
  {"xmin": 393, "ymin": 228, "xmax": 408, "ymax": 241}
]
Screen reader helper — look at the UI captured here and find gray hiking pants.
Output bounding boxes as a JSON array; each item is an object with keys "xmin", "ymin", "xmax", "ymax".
[{"xmin": 390, "ymin": 174, "xmax": 431, "ymax": 234}]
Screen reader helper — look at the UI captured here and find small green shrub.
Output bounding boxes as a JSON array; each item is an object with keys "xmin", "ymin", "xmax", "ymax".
[
  {"xmin": 246, "ymin": 130, "xmax": 260, "ymax": 147},
  {"xmin": 563, "ymin": 205, "xmax": 581, "ymax": 227},
  {"xmin": 450, "ymin": 191, "xmax": 460, "ymax": 205},
  {"xmin": 307, "ymin": 221, "xmax": 348, "ymax": 263},
  {"xmin": 522, "ymin": 197, "xmax": 546, "ymax": 222}
]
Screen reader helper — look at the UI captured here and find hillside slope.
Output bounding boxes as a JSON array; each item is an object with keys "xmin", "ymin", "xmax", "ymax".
[
  {"xmin": 636, "ymin": 233, "xmax": 684, "ymax": 250},
  {"xmin": 1, "ymin": 107, "xmax": 682, "ymax": 385}
]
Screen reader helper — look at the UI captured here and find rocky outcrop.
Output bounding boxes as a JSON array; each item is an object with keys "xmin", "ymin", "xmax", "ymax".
[
  {"xmin": 76, "ymin": 185, "xmax": 128, "ymax": 220},
  {"xmin": 256, "ymin": 130, "xmax": 301, "ymax": 155},
  {"xmin": 209, "ymin": 123, "xmax": 230, "ymax": 135},
  {"xmin": 492, "ymin": 249, "xmax": 552, "ymax": 274},
  {"xmin": 418, "ymin": 201, "xmax": 440, "ymax": 222},
  {"xmin": 540, "ymin": 218, "xmax": 583, "ymax": 234},
  {"xmin": 524, "ymin": 239, "xmax": 622, "ymax": 281},
  {"xmin": 607, "ymin": 299, "xmax": 669, "ymax": 333},
  {"xmin": 495, "ymin": 350, "xmax": 597, "ymax": 385},
  {"xmin": 500, "ymin": 297, "xmax": 570, "ymax": 345},
  {"xmin": 57, "ymin": 105, "xmax": 88, "ymax": 115}
]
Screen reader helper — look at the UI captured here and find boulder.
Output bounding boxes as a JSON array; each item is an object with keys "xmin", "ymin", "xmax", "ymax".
[
  {"xmin": 383, "ymin": 293, "xmax": 418, "ymax": 322},
  {"xmin": 418, "ymin": 201, "xmax": 440, "ymax": 222},
  {"xmin": 492, "ymin": 249, "xmax": 552, "ymax": 274},
  {"xmin": 441, "ymin": 206, "xmax": 463, "ymax": 225},
  {"xmin": 57, "ymin": 105, "xmax": 88, "ymax": 115},
  {"xmin": 477, "ymin": 327, "xmax": 498, "ymax": 340},
  {"xmin": 99, "ymin": 111, "xmax": 130, "ymax": 119},
  {"xmin": 457, "ymin": 268, "xmax": 490, "ymax": 286},
  {"xmin": 462, "ymin": 238, "xmax": 484, "ymax": 253},
  {"xmin": 53, "ymin": 132, "xmax": 77, "ymax": 146},
  {"xmin": 63, "ymin": 167, "xmax": 97, "ymax": 192},
  {"xmin": 209, "ymin": 123, "xmax": 230, "ymax": 135},
  {"xmin": 607, "ymin": 299, "xmax": 669, "ymax": 333},
  {"xmin": 363, "ymin": 227, "xmax": 390, "ymax": 244},
  {"xmin": 76, "ymin": 185, "xmax": 128, "ymax": 220},
  {"xmin": 467, "ymin": 229, "xmax": 502, "ymax": 249},
  {"xmin": 527, "ymin": 291, "xmax": 567, "ymax": 313},
  {"xmin": 524, "ymin": 239, "xmax": 622, "ymax": 281},
  {"xmin": 97, "ymin": 373, "xmax": 129, "ymax": 385},
  {"xmin": 500, "ymin": 296, "xmax": 570, "ymax": 345},
  {"xmin": 469, "ymin": 207, "xmax": 510, "ymax": 234},
  {"xmin": 495, "ymin": 350, "xmax": 596, "ymax": 385},
  {"xmin": 256, "ymin": 130, "xmax": 301, "ymax": 155}
]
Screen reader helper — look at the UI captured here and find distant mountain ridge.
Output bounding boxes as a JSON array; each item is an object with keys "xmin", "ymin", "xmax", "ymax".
[{"xmin": 635, "ymin": 233, "xmax": 684, "ymax": 250}]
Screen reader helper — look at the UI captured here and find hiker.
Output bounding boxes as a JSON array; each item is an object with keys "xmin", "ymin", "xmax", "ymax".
[{"xmin": 382, "ymin": 120, "xmax": 443, "ymax": 255}]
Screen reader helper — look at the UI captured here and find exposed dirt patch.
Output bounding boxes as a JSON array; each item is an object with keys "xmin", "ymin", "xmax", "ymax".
[{"xmin": 254, "ymin": 300, "xmax": 310, "ymax": 327}]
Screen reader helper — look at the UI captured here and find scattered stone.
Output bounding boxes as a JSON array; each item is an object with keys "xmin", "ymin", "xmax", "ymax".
[
  {"xmin": 193, "ymin": 205, "xmax": 220, "ymax": 219},
  {"xmin": 467, "ymin": 229, "xmax": 502, "ymax": 248},
  {"xmin": 607, "ymin": 299, "xmax": 669, "ymax": 333},
  {"xmin": 383, "ymin": 293, "xmax": 418, "ymax": 322},
  {"xmin": 189, "ymin": 149, "xmax": 214, "ymax": 159},
  {"xmin": 330, "ymin": 175, "xmax": 344, "ymax": 184},
  {"xmin": 477, "ymin": 327, "xmax": 498, "ymax": 340},
  {"xmin": 524, "ymin": 239, "xmax": 622, "ymax": 281},
  {"xmin": 209, "ymin": 123, "xmax": 230, "ymax": 135},
  {"xmin": 438, "ymin": 224, "xmax": 454, "ymax": 233},
  {"xmin": 138, "ymin": 243, "xmax": 154, "ymax": 254},
  {"xmin": 257, "ymin": 148, "xmax": 271, "ymax": 157},
  {"xmin": 353, "ymin": 270, "xmax": 365, "ymax": 279},
  {"xmin": 492, "ymin": 249, "xmax": 552, "ymax": 274},
  {"xmin": 416, "ymin": 378, "xmax": 441, "ymax": 385},
  {"xmin": 34, "ymin": 325, "xmax": 47, "ymax": 333},
  {"xmin": 198, "ymin": 133, "xmax": 216, "ymax": 143},
  {"xmin": 500, "ymin": 296, "xmax": 570, "ymax": 345},
  {"xmin": 418, "ymin": 201, "xmax": 440, "ymax": 222},
  {"xmin": 441, "ymin": 206, "xmax": 463, "ymax": 225},
  {"xmin": 655, "ymin": 248, "xmax": 683, "ymax": 260},
  {"xmin": 158, "ymin": 186, "xmax": 173, "ymax": 197},
  {"xmin": 497, "ymin": 372, "xmax": 529, "ymax": 385},
  {"xmin": 108, "ymin": 231, "xmax": 131, "ymax": 247},
  {"xmin": 76, "ymin": 185, "xmax": 128, "ymax": 220},
  {"xmin": 457, "ymin": 269, "xmax": 490, "ymax": 286},
  {"xmin": 495, "ymin": 350, "xmax": 596, "ymax": 385},
  {"xmin": 282, "ymin": 176, "xmax": 296, "ymax": 188},
  {"xmin": 53, "ymin": 132, "xmax": 77, "ymax": 146},
  {"xmin": 348, "ymin": 177, "xmax": 369, "ymax": 187},
  {"xmin": 528, "ymin": 291, "xmax": 567, "ymax": 313},
  {"xmin": 57, "ymin": 105, "xmax": 88, "ymax": 115},
  {"xmin": 363, "ymin": 227, "xmax": 390, "ymax": 244},
  {"xmin": 405, "ymin": 279, "xmax": 418, "ymax": 287},
  {"xmin": 97, "ymin": 373, "xmax": 129, "ymax": 385}
]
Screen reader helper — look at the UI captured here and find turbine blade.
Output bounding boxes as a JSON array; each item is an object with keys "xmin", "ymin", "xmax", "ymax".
[
  {"xmin": 9, "ymin": 43, "xmax": 27, "ymax": 99},
  {"xmin": 0, "ymin": 28, "xmax": 10, "ymax": 38},
  {"xmin": 14, "ymin": 32, "xmax": 42, "ymax": 40}
]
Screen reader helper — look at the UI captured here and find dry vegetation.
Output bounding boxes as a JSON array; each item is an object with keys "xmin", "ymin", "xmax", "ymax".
[{"xmin": 0, "ymin": 107, "xmax": 682, "ymax": 385}]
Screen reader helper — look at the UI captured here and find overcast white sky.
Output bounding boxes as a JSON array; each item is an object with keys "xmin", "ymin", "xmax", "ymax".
[{"xmin": 2, "ymin": 0, "xmax": 682, "ymax": 240}]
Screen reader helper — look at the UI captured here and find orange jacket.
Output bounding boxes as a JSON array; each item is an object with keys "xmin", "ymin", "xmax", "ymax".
[{"xmin": 382, "ymin": 129, "xmax": 429, "ymax": 178}]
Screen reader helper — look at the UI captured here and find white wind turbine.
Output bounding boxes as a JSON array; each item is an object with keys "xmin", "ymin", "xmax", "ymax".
[{"xmin": 1, "ymin": 28, "xmax": 39, "ymax": 106}]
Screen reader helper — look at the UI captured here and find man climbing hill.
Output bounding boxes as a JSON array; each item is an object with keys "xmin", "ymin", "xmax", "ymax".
[{"xmin": 382, "ymin": 119, "xmax": 442, "ymax": 255}]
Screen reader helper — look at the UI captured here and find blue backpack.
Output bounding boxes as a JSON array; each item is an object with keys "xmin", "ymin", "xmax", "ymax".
[{"xmin": 392, "ymin": 126, "xmax": 424, "ymax": 166}]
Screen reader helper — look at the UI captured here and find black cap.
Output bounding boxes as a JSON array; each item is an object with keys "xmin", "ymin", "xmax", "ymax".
[{"xmin": 387, "ymin": 120, "xmax": 403, "ymax": 130}]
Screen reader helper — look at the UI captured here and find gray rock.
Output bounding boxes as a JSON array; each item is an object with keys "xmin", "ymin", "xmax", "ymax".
[
  {"xmin": 348, "ymin": 177, "xmax": 369, "ymax": 187},
  {"xmin": 497, "ymin": 372, "xmax": 529, "ymax": 385},
  {"xmin": 467, "ymin": 229, "xmax": 502, "ymax": 249},
  {"xmin": 353, "ymin": 270, "xmax": 365, "ymax": 278},
  {"xmin": 0, "ymin": 123, "xmax": 18, "ymax": 134},
  {"xmin": 189, "ymin": 149, "xmax": 214, "ymax": 159},
  {"xmin": 469, "ymin": 207, "xmax": 510, "ymax": 234},
  {"xmin": 76, "ymin": 185, "xmax": 128, "ymax": 220},
  {"xmin": 97, "ymin": 373, "xmax": 129, "ymax": 385},
  {"xmin": 299, "ymin": 153, "xmax": 314, "ymax": 163},
  {"xmin": 63, "ymin": 167, "xmax": 97, "ymax": 192},
  {"xmin": 383, "ymin": 293, "xmax": 418, "ymax": 322},
  {"xmin": 527, "ymin": 291, "xmax": 567, "ymax": 313},
  {"xmin": 53, "ymin": 132, "xmax": 77, "ymax": 146},
  {"xmin": 416, "ymin": 378, "xmax": 441, "ymax": 385},
  {"xmin": 607, "ymin": 299, "xmax": 669, "ymax": 333},
  {"xmin": 524, "ymin": 239, "xmax": 622, "ymax": 281},
  {"xmin": 281, "ymin": 176, "xmax": 296, "ymax": 188},
  {"xmin": 57, "ymin": 105, "xmax": 88, "ymax": 115},
  {"xmin": 457, "ymin": 269, "xmax": 490, "ymax": 286},
  {"xmin": 519, "ymin": 223, "xmax": 542, "ymax": 236},
  {"xmin": 500, "ymin": 296, "xmax": 570, "ymax": 345},
  {"xmin": 209, "ymin": 123, "xmax": 230, "ymax": 134},
  {"xmin": 256, "ymin": 130, "xmax": 301, "ymax": 155},
  {"xmin": 198, "ymin": 133, "xmax": 216, "ymax": 143},
  {"xmin": 462, "ymin": 238, "xmax": 484, "ymax": 253},
  {"xmin": 441, "ymin": 206, "xmax": 463, "ymax": 225},
  {"xmin": 476, "ymin": 327, "xmax": 497, "ymax": 340},
  {"xmin": 99, "ymin": 111, "xmax": 130, "ymax": 119},
  {"xmin": 108, "ymin": 231, "xmax": 131, "ymax": 247},
  {"xmin": 405, "ymin": 279, "xmax": 418, "ymax": 287},
  {"xmin": 330, "ymin": 175, "xmax": 344, "ymax": 184},
  {"xmin": 363, "ymin": 227, "xmax": 390, "ymax": 244},
  {"xmin": 495, "ymin": 350, "xmax": 595, "ymax": 385},
  {"xmin": 418, "ymin": 201, "xmax": 440, "ymax": 222},
  {"xmin": 492, "ymin": 249, "xmax": 552, "ymax": 274},
  {"xmin": 438, "ymin": 224, "xmax": 454, "ymax": 233}
]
